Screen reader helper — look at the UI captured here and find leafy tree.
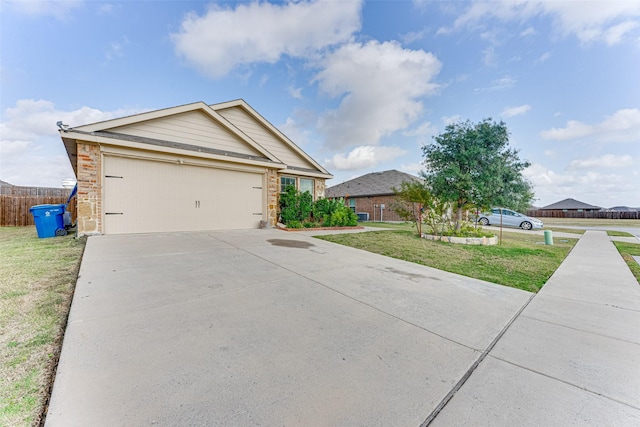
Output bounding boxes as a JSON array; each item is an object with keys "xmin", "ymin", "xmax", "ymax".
[
  {"xmin": 422, "ymin": 118, "xmax": 533, "ymax": 231},
  {"xmin": 391, "ymin": 180, "xmax": 433, "ymax": 236}
]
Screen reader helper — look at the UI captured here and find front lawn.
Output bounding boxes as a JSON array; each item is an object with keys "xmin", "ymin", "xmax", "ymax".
[
  {"xmin": 317, "ymin": 229, "xmax": 577, "ymax": 293},
  {"xmin": 614, "ymin": 241, "xmax": 640, "ymax": 284},
  {"xmin": 0, "ymin": 227, "xmax": 85, "ymax": 426}
]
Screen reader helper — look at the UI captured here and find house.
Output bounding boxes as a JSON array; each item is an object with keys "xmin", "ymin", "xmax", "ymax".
[
  {"xmin": 325, "ymin": 170, "xmax": 419, "ymax": 222},
  {"xmin": 539, "ymin": 198, "xmax": 601, "ymax": 212},
  {"xmin": 60, "ymin": 100, "xmax": 332, "ymax": 235}
]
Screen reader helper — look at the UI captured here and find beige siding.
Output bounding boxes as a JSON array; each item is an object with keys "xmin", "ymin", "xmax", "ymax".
[
  {"xmin": 109, "ymin": 111, "xmax": 262, "ymax": 157},
  {"xmin": 103, "ymin": 155, "xmax": 264, "ymax": 234},
  {"xmin": 218, "ymin": 107, "xmax": 316, "ymax": 170}
]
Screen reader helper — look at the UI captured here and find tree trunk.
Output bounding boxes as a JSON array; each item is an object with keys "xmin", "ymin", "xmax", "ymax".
[{"xmin": 455, "ymin": 204, "xmax": 463, "ymax": 232}]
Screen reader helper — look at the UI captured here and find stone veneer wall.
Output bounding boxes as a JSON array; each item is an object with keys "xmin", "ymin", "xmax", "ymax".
[
  {"xmin": 76, "ymin": 142, "xmax": 102, "ymax": 235},
  {"xmin": 314, "ymin": 179, "xmax": 326, "ymax": 199},
  {"xmin": 267, "ymin": 169, "xmax": 279, "ymax": 226}
]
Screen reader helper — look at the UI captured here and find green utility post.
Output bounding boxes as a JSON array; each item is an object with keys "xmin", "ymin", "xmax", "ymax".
[{"xmin": 544, "ymin": 230, "xmax": 553, "ymax": 245}]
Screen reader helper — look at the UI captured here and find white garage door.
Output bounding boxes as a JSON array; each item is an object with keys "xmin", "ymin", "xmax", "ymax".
[{"xmin": 103, "ymin": 156, "xmax": 264, "ymax": 234}]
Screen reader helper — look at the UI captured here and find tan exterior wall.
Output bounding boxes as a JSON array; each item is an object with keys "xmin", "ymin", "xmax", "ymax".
[
  {"xmin": 217, "ymin": 107, "xmax": 316, "ymax": 170},
  {"xmin": 110, "ymin": 111, "xmax": 261, "ymax": 157},
  {"xmin": 76, "ymin": 142, "xmax": 102, "ymax": 235}
]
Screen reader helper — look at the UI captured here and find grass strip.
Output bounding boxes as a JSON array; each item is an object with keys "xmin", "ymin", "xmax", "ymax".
[
  {"xmin": 316, "ymin": 230, "xmax": 577, "ymax": 293},
  {"xmin": 0, "ymin": 227, "xmax": 86, "ymax": 426},
  {"xmin": 613, "ymin": 241, "xmax": 640, "ymax": 284}
]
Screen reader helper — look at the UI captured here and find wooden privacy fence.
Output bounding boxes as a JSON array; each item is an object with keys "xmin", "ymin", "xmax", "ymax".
[
  {"xmin": 0, "ymin": 186, "xmax": 74, "ymax": 226},
  {"xmin": 526, "ymin": 210, "xmax": 639, "ymax": 220}
]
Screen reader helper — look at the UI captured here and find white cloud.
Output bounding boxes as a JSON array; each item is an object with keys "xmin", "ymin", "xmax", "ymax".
[
  {"xmin": 520, "ymin": 26, "xmax": 536, "ymax": 37},
  {"xmin": 537, "ymin": 51, "xmax": 551, "ymax": 63},
  {"xmin": 7, "ymin": 0, "xmax": 83, "ymax": 20},
  {"xmin": 401, "ymin": 28, "xmax": 428, "ymax": 44},
  {"xmin": 171, "ymin": 0, "xmax": 363, "ymax": 78},
  {"xmin": 524, "ymin": 162, "xmax": 639, "ymax": 207},
  {"xmin": 603, "ymin": 20, "xmax": 639, "ymax": 45},
  {"xmin": 441, "ymin": 115, "xmax": 462, "ymax": 125},
  {"xmin": 288, "ymin": 86, "xmax": 303, "ymax": 99},
  {"xmin": 502, "ymin": 104, "xmax": 531, "ymax": 117},
  {"xmin": 567, "ymin": 154, "xmax": 634, "ymax": 170},
  {"xmin": 325, "ymin": 145, "xmax": 406, "ymax": 171},
  {"xmin": 474, "ymin": 74, "xmax": 516, "ymax": 93},
  {"xmin": 0, "ymin": 99, "xmax": 139, "ymax": 187},
  {"xmin": 314, "ymin": 40, "xmax": 441, "ymax": 150},
  {"xmin": 403, "ymin": 121, "xmax": 438, "ymax": 146},
  {"xmin": 440, "ymin": 0, "xmax": 640, "ymax": 46},
  {"xmin": 399, "ymin": 162, "xmax": 424, "ymax": 176},
  {"xmin": 540, "ymin": 108, "xmax": 640, "ymax": 142}
]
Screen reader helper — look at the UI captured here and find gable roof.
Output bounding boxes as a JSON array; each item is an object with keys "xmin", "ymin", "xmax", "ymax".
[
  {"xmin": 326, "ymin": 170, "xmax": 419, "ymax": 198},
  {"xmin": 540, "ymin": 198, "xmax": 601, "ymax": 210},
  {"xmin": 211, "ymin": 99, "xmax": 330, "ymax": 176},
  {"xmin": 60, "ymin": 100, "xmax": 332, "ymax": 179},
  {"xmin": 0, "ymin": 179, "xmax": 13, "ymax": 187}
]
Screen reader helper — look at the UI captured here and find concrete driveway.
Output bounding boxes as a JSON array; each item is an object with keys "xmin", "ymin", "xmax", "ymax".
[{"xmin": 46, "ymin": 229, "xmax": 532, "ymax": 426}]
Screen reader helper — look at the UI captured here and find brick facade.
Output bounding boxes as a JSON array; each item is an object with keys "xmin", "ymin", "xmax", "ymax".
[
  {"xmin": 347, "ymin": 195, "xmax": 404, "ymax": 222},
  {"xmin": 76, "ymin": 142, "xmax": 102, "ymax": 234}
]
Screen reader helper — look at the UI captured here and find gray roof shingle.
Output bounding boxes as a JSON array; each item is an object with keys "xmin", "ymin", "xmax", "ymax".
[
  {"xmin": 540, "ymin": 198, "xmax": 601, "ymax": 210},
  {"xmin": 325, "ymin": 170, "xmax": 420, "ymax": 198}
]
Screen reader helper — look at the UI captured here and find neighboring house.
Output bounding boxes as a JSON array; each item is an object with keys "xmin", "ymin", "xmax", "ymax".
[
  {"xmin": 540, "ymin": 198, "xmax": 601, "ymax": 212},
  {"xmin": 60, "ymin": 100, "xmax": 332, "ymax": 235},
  {"xmin": 325, "ymin": 170, "xmax": 419, "ymax": 222},
  {"xmin": 605, "ymin": 206, "xmax": 638, "ymax": 212}
]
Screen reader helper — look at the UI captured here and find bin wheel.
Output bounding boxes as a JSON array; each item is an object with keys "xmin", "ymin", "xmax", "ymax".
[{"xmin": 55, "ymin": 228, "xmax": 68, "ymax": 237}]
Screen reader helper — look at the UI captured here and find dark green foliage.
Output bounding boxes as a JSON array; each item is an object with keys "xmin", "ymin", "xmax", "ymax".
[
  {"xmin": 279, "ymin": 185, "xmax": 312, "ymax": 225},
  {"xmin": 329, "ymin": 206, "xmax": 358, "ymax": 227},
  {"xmin": 279, "ymin": 189, "xmax": 356, "ymax": 228},
  {"xmin": 422, "ymin": 118, "xmax": 534, "ymax": 231},
  {"xmin": 312, "ymin": 197, "xmax": 346, "ymax": 226}
]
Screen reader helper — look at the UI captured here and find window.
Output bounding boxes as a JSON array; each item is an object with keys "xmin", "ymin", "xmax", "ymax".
[
  {"xmin": 349, "ymin": 199, "xmax": 356, "ymax": 212},
  {"xmin": 299, "ymin": 178, "xmax": 314, "ymax": 198},
  {"xmin": 280, "ymin": 176, "xmax": 296, "ymax": 193}
]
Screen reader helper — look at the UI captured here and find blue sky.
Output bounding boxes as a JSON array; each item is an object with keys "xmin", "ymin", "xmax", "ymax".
[{"xmin": 1, "ymin": 0, "xmax": 639, "ymax": 208}]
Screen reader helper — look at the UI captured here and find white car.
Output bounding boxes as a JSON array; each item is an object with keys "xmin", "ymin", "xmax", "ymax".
[{"xmin": 477, "ymin": 208, "xmax": 543, "ymax": 230}]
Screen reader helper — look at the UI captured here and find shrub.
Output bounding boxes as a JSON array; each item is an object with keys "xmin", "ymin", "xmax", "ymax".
[
  {"xmin": 330, "ymin": 206, "xmax": 358, "ymax": 227},
  {"xmin": 280, "ymin": 186, "xmax": 313, "ymax": 226},
  {"xmin": 287, "ymin": 220, "xmax": 303, "ymax": 229}
]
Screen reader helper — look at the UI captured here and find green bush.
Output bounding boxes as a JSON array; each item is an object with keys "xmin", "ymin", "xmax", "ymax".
[
  {"xmin": 279, "ymin": 190, "xmax": 358, "ymax": 228},
  {"xmin": 329, "ymin": 206, "xmax": 358, "ymax": 227},
  {"xmin": 280, "ymin": 186, "xmax": 313, "ymax": 226}
]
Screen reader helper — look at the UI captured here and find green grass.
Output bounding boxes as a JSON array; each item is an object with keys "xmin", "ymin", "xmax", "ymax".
[
  {"xmin": 607, "ymin": 230, "xmax": 635, "ymax": 237},
  {"xmin": 542, "ymin": 218, "xmax": 640, "ymax": 227},
  {"xmin": 0, "ymin": 227, "xmax": 85, "ymax": 427},
  {"xmin": 545, "ymin": 227, "xmax": 585, "ymax": 235},
  {"xmin": 317, "ymin": 229, "xmax": 577, "ymax": 293},
  {"xmin": 614, "ymin": 241, "xmax": 640, "ymax": 284}
]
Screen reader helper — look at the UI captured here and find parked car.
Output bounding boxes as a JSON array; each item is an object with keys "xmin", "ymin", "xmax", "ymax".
[{"xmin": 477, "ymin": 208, "xmax": 543, "ymax": 230}]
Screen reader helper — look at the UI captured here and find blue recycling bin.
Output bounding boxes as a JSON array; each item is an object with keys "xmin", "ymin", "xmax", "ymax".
[{"xmin": 30, "ymin": 204, "xmax": 67, "ymax": 238}]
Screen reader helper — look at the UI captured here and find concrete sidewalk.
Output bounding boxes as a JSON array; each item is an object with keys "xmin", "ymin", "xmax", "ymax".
[
  {"xmin": 45, "ymin": 230, "xmax": 532, "ymax": 426},
  {"xmin": 432, "ymin": 230, "xmax": 640, "ymax": 425}
]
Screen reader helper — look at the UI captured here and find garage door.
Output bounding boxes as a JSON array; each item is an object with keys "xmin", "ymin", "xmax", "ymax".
[{"xmin": 103, "ymin": 156, "xmax": 264, "ymax": 234}]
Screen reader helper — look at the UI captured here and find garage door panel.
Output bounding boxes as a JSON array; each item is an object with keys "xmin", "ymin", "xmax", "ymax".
[{"xmin": 104, "ymin": 156, "xmax": 263, "ymax": 234}]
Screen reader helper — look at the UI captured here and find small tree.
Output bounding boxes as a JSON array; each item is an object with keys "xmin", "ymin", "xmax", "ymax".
[
  {"xmin": 422, "ymin": 118, "xmax": 533, "ymax": 231},
  {"xmin": 391, "ymin": 180, "xmax": 433, "ymax": 236}
]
